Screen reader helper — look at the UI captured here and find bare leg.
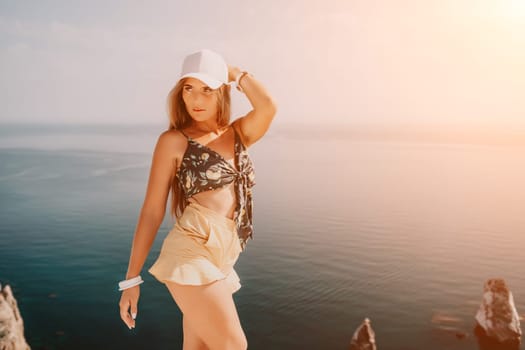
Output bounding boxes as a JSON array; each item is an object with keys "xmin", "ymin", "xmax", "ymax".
[
  {"xmin": 165, "ymin": 278, "xmax": 247, "ymax": 350},
  {"xmin": 183, "ymin": 313, "xmax": 209, "ymax": 350}
]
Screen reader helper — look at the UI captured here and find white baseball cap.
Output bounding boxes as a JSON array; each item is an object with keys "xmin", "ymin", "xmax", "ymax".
[{"xmin": 179, "ymin": 49, "xmax": 232, "ymax": 89}]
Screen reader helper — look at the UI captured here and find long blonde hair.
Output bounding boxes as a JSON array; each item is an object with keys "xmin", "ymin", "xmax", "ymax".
[{"xmin": 166, "ymin": 78, "xmax": 232, "ymax": 219}]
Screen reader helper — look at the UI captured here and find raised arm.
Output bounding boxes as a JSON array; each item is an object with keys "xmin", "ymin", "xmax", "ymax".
[{"xmin": 228, "ymin": 66, "xmax": 277, "ymax": 148}]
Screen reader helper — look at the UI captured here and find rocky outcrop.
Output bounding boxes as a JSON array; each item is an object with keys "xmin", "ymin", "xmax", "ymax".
[
  {"xmin": 0, "ymin": 283, "xmax": 31, "ymax": 350},
  {"xmin": 349, "ymin": 318, "xmax": 377, "ymax": 350},
  {"xmin": 474, "ymin": 278, "xmax": 522, "ymax": 345}
]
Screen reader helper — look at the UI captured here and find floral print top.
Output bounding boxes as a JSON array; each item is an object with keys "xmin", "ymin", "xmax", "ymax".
[{"xmin": 177, "ymin": 125, "xmax": 256, "ymax": 251}]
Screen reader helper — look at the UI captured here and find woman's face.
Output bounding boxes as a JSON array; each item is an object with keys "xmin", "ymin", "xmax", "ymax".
[{"xmin": 181, "ymin": 77, "xmax": 220, "ymax": 123}]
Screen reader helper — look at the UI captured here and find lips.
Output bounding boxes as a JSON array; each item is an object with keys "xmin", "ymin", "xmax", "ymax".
[{"xmin": 193, "ymin": 108, "xmax": 205, "ymax": 112}]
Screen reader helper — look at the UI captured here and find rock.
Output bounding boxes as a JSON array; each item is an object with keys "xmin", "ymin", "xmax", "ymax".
[
  {"xmin": 0, "ymin": 284, "xmax": 31, "ymax": 350},
  {"xmin": 350, "ymin": 318, "xmax": 377, "ymax": 350},
  {"xmin": 474, "ymin": 278, "xmax": 522, "ymax": 345},
  {"xmin": 474, "ymin": 324, "xmax": 520, "ymax": 350}
]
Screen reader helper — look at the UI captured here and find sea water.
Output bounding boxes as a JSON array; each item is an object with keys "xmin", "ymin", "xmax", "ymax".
[{"xmin": 0, "ymin": 123, "xmax": 524, "ymax": 350}]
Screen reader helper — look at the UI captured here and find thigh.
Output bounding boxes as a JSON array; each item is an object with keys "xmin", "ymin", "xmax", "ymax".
[
  {"xmin": 165, "ymin": 278, "xmax": 246, "ymax": 349},
  {"xmin": 183, "ymin": 314, "xmax": 208, "ymax": 350}
]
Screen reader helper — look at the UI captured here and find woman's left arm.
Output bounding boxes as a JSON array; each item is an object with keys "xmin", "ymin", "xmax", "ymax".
[{"xmin": 228, "ymin": 65, "xmax": 277, "ymax": 148}]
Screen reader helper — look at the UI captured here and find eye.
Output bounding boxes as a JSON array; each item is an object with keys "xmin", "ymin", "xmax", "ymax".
[
  {"xmin": 203, "ymin": 87, "xmax": 213, "ymax": 93},
  {"xmin": 184, "ymin": 86, "xmax": 192, "ymax": 92}
]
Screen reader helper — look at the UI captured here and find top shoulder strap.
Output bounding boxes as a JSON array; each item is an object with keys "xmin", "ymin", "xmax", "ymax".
[
  {"xmin": 179, "ymin": 129, "xmax": 191, "ymax": 140},
  {"xmin": 231, "ymin": 121, "xmax": 247, "ymax": 149}
]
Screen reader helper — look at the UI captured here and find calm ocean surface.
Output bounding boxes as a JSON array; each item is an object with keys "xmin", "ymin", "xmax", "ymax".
[{"xmin": 0, "ymin": 123, "xmax": 524, "ymax": 350}]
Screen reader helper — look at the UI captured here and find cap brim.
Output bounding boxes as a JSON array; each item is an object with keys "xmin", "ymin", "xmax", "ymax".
[{"xmin": 179, "ymin": 73, "xmax": 223, "ymax": 89}]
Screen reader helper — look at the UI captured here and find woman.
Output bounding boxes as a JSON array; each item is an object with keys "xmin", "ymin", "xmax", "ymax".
[{"xmin": 118, "ymin": 49, "xmax": 277, "ymax": 350}]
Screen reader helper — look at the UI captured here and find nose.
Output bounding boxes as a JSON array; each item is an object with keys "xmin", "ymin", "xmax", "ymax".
[{"xmin": 188, "ymin": 91, "xmax": 205, "ymax": 106}]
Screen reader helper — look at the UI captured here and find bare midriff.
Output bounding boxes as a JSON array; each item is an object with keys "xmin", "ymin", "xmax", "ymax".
[{"xmin": 186, "ymin": 182, "xmax": 237, "ymax": 219}]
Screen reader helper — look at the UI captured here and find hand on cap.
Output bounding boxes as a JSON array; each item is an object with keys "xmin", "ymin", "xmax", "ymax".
[{"xmin": 228, "ymin": 65, "xmax": 242, "ymax": 83}]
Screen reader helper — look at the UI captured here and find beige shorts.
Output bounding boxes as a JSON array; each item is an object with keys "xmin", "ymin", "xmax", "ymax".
[{"xmin": 148, "ymin": 201, "xmax": 242, "ymax": 294}]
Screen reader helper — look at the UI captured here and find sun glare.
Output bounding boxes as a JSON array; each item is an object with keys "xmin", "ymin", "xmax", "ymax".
[
  {"xmin": 474, "ymin": 0, "xmax": 525, "ymax": 21},
  {"xmin": 509, "ymin": 0, "xmax": 525, "ymax": 15},
  {"xmin": 499, "ymin": 0, "xmax": 525, "ymax": 19}
]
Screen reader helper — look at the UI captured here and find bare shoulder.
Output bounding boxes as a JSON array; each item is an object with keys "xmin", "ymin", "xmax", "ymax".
[
  {"xmin": 154, "ymin": 129, "xmax": 188, "ymax": 167},
  {"xmin": 140, "ymin": 129, "xmax": 187, "ymax": 218}
]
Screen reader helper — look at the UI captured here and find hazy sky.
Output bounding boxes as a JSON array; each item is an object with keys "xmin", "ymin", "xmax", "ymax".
[{"xmin": 1, "ymin": 0, "xmax": 524, "ymax": 128}]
